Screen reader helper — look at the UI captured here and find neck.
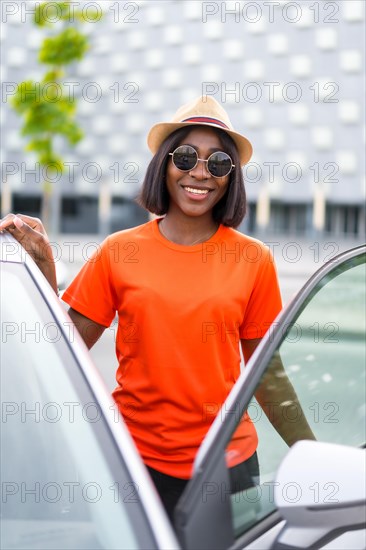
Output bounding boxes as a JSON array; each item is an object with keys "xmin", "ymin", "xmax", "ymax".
[{"xmin": 159, "ymin": 212, "xmax": 219, "ymax": 246}]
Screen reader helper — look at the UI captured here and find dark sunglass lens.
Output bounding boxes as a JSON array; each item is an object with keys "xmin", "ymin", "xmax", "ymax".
[
  {"xmin": 208, "ymin": 152, "xmax": 232, "ymax": 177},
  {"xmin": 173, "ymin": 146, "xmax": 197, "ymax": 171}
]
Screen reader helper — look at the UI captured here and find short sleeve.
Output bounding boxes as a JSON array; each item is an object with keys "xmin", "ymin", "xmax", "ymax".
[
  {"xmin": 239, "ymin": 246, "xmax": 282, "ymax": 339},
  {"xmin": 62, "ymin": 237, "xmax": 117, "ymax": 327}
]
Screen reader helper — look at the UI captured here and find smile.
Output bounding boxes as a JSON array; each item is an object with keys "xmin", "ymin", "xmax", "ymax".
[{"xmin": 182, "ymin": 186, "xmax": 211, "ymax": 195}]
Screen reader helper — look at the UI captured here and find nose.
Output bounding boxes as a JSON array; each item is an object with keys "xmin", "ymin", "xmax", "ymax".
[{"xmin": 189, "ymin": 158, "xmax": 210, "ymax": 180}]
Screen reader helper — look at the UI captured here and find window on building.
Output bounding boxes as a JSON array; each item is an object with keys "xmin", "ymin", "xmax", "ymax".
[
  {"xmin": 110, "ymin": 196, "xmax": 149, "ymax": 233},
  {"xmin": 12, "ymin": 194, "xmax": 42, "ymax": 217},
  {"xmin": 325, "ymin": 205, "xmax": 364, "ymax": 237},
  {"xmin": 239, "ymin": 202, "xmax": 256, "ymax": 234},
  {"xmin": 61, "ymin": 196, "xmax": 98, "ymax": 234},
  {"xmin": 269, "ymin": 203, "xmax": 310, "ymax": 235}
]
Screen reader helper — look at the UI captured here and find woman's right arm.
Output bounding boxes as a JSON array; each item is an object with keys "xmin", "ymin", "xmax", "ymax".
[
  {"xmin": 68, "ymin": 308, "xmax": 106, "ymax": 349},
  {"xmin": 0, "ymin": 213, "xmax": 58, "ymax": 293},
  {"xmin": 0, "ymin": 213, "xmax": 106, "ymax": 349}
]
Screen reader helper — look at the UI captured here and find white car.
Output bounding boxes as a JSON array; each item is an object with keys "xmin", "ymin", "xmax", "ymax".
[{"xmin": 1, "ymin": 232, "xmax": 365, "ymax": 549}]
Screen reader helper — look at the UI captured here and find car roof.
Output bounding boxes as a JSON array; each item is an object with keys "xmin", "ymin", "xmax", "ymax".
[{"xmin": 0, "ymin": 231, "xmax": 27, "ymax": 263}]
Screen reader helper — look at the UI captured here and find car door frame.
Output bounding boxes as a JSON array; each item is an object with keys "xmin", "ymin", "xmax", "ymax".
[{"xmin": 174, "ymin": 244, "xmax": 366, "ymax": 550}]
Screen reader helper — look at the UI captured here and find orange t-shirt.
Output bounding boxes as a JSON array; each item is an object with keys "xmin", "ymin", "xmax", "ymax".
[{"xmin": 62, "ymin": 219, "xmax": 282, "ymax": 478}]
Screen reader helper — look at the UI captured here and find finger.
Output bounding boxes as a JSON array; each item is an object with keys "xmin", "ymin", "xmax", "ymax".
[
  {"xmin": 0, "ymin": 213, "xmax": 44, "ymax": 234},
  {"xmin": 3, "ymin": 216, "xmax": 32, "ymax": 243},
  {"xmin": 13, "ymin": 214, "xmax": 46, "ymax": 235},
  {"xmin": 0, "ymin": 215, "xmax": 25, "ymax": 234},
  {"xmin": 10, "ymin": 216, "xmax": 40, "ymax": 242},
  {"xmin": 0, "ymin": 214, "xmax": 17, "ymax": 230},
  {"xmin": 4, "ymin": 217, "xmax": 52, "ymax": 262},
  {"xmin": 12, "ymin": 217, "xmax": 48, "ymax": 251},
  {"xmin": 13, "ymin": 216, "xmax": 24, "ymax": 230}
]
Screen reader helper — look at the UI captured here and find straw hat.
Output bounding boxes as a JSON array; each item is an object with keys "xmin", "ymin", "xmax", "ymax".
[{"xmin": 147, "ymin": 96, "xmax": 253, "ymax": 166}]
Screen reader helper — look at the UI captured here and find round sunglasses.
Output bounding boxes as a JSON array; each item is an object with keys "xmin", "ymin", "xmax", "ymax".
[{"xmin": 169, "ymin": 145, "xmax": 235, "ymax": 178}]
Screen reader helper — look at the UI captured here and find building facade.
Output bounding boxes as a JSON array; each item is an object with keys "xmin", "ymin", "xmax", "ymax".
[{"xmin": 1, "ymin": 0, "xmax": 365, "ymax": 238}]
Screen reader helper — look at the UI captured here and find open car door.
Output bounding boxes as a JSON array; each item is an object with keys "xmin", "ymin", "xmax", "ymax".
[{"xmin": 174, "ymin": 245, "xmax": 366, "ymax": 550}]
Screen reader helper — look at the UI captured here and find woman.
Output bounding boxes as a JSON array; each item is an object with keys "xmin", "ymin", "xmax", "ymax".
[{"xmin": 0, "ymin": 96, "xmax": 314, "ymax": 521}]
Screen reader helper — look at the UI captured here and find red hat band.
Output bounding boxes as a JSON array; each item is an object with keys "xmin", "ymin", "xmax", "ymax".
[{"xmin": 181, "ymin": 116, "xmax": 230, "ymax": 130}]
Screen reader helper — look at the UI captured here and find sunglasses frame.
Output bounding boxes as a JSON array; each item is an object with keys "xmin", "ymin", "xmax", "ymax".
[{"xmin": 169, "ymin": 145, "xmax": 235, "ymax": 178}]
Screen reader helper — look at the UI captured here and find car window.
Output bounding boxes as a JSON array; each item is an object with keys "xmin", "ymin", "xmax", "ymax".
[
  {"xmin": 0, "ymin": 262, "xmax": 152, "ymax": 550},
  {"xmin": 229, "ymin": 253, "xmax": 366, "ymax": 538}
]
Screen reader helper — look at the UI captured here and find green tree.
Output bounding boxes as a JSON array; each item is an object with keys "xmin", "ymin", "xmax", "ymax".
[{"xmin": 11, "ymin": 1, "xmax": 102, "ymax": 232}]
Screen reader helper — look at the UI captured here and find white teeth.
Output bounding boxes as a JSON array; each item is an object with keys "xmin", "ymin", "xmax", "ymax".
[{"xmin": 184, "ymin": 187, "xmax": 209, "ymax": 195}]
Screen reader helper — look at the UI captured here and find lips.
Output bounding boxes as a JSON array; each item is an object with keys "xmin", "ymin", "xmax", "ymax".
[
  {"xmin": 180, "ymin": 185, "xmax": 214, "ymax": 202},
  {"xmin": 181, "ymin": 185, "xmax": 214, "ymax": 196}
]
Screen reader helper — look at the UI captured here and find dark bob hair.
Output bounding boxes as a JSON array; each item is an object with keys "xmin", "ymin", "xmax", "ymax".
[{"xmin": 137, "ymin": 125, "xmax": 247, "ymax": 228}]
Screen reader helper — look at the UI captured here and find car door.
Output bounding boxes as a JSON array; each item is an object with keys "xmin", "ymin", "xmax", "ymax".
[
  {"xmin": 0, "ymin": 234, "xmax": 179, "ymax": 550},
  {"xmin": 174, "ymin": 245, "xmax": 366, "ymax": 550}
]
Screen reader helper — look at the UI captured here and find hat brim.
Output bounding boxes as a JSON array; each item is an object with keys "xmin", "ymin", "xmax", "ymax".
[{"xmin": 147, "ymin": 121, "xmax": 253, "ymax": 166}]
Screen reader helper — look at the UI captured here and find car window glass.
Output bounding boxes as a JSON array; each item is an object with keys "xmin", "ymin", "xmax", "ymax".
[
  {"xmin": 226, "ymin": 255, "xmax": 366, "ymax": 539},
  {"xmin": 1, "ymin": 263, "xmax": 141, "ymax": 550}
]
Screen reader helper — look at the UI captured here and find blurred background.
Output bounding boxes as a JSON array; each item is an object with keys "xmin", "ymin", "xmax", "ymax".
[{"xmin": 1, "ymin": 0, "xmax": 365, "ymax": 387}]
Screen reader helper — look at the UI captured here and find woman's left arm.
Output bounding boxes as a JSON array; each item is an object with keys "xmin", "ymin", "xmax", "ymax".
[{"xmin": 241, "ymin": 338, "xmax": 316, "ymax": 446}]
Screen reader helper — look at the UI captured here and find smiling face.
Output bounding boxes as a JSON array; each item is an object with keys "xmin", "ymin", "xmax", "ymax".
[{"xmin": 165, "ymin": 127, "xmax": 230, "ymax": 221}]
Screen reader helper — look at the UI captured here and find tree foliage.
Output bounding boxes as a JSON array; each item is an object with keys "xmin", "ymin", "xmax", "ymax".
[{"xmin": 11, "ymin": 0, "xmax": 102, "ymax": 227}]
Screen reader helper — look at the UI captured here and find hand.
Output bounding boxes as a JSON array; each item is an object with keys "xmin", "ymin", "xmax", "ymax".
[{"xmin": 0, "ymin": 213, "xmax": 58, "ymax": 293}]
